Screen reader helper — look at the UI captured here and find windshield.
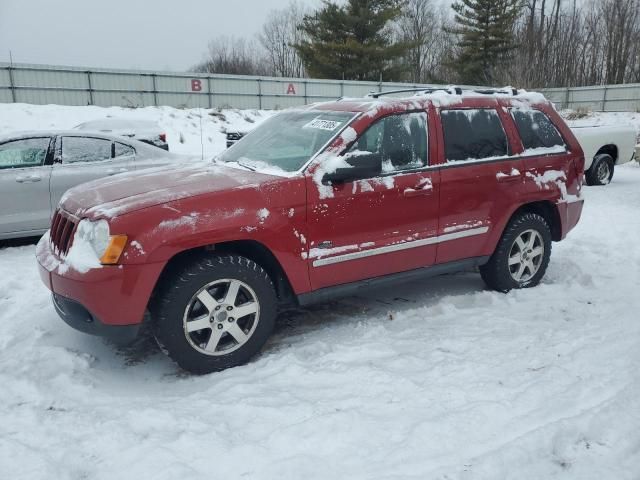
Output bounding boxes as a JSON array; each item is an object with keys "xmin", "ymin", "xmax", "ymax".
[{"xmin": 218, "ymin": 110, "xmax": 357, "ymax": 173}]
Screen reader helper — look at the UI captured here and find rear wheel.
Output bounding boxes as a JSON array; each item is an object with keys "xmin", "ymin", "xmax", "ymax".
[
  {"xmin": 480, "ymin": 213, "xmax": 552, "ymax": 292},
  {"xmin": 585, "ymin": 154, "xmax": 614, "ymax": 186},
  {"xmin": 152, "ymin": 254, "xmax": 277, "ymax": 374}
]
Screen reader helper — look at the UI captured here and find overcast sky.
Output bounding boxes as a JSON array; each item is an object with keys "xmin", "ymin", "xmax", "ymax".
[{"xmin": 0, "ymin": 0, "xmax": 320, "ymax": 71}]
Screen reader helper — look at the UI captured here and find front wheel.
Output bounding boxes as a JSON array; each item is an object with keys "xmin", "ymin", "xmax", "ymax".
[
  {"xmin": 152, "ymin": 254, "xmax": 277, "ymax": 374},
  {"xmin": 480, "ymin": 213, "xmax": 552, "ymax": 292}
]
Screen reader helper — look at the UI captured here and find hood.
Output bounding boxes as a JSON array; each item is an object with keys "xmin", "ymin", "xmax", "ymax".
[{"xmin": 60, "ymin": 162, "xmax": 283, "ymax": 219}]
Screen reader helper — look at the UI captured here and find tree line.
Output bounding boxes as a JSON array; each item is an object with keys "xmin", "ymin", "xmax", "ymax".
[{"xmin": 192, "ymin": 0, "xmax": 640, "ymax": 88}]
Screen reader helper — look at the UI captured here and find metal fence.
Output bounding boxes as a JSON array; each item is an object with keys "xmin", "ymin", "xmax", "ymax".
[
  {"xmin": 2, "ymin": 62, "xmax": 640, "ymax": 112},
  {"xmin": 0, "ymin": 62, "xmax": 438, "ymax": 110},
  {"xmin": 539, "ymin": 84, "xmax": 640, "ymax": 112}
]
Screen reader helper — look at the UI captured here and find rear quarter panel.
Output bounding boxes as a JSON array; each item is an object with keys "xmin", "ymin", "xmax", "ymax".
[{"xmin": 499, "ymin": 101, "xmax": 585, "ymax": 240}]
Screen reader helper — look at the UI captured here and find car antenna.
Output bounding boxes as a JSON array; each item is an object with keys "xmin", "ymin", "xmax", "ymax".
[{"xmin": 199, "ymin": 106, "xmax": 205, "ymax": 161}]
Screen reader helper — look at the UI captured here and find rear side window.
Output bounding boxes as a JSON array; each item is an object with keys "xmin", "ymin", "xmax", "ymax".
[
  {"xmin": 441, "ymin": 109, "xmax": 509, "ymax": 162},
  {"xmin": 511, "ymin": 110, "xmax": 566, "ymax": 151},
  {"xmin": 114, "ymin": 142, "xmax": 135, "ymax": 158},
  {"xmin": 62, "ymin": 137, "xmax": 112, "ymax": 164},
  {"xmin": 348, "ymin": 112, "xmax": 428, "ymax": 172}
]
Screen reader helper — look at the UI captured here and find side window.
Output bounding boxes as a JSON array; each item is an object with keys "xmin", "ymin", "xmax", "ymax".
[
  {"xmin": 61, "ymin": 137, "xmax": 112, "ymax": 164},
  {"xmin": 114, "ymin": 142, "xmax": 135, "ymax": 158},
  {"xmin": 348, "ymin": 112, "xmax": 428, "ymax": 172},
  {"xmin": 511, "ymin": 109, "xmax": 566, "ymax": 151},
  {"xmin": 0, "ymin": 138, "xmax": 50, "ymax": 170},
  {"xmin": 441, "ymin": 109, "xmax": 509, "ymax": 162}
]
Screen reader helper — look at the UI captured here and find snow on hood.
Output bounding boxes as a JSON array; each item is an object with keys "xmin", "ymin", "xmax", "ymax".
[{"xmin": 59, "ymin": 162, "xmax": 283, "ymax": 219}]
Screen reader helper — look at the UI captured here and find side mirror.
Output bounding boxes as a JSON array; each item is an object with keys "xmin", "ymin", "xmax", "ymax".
[{"xmin": 322, "ymin": 152, "xmax": 382, "ymax": 184}]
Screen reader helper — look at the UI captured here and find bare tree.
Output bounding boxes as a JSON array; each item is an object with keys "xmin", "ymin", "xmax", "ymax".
[
  {"xmin": 192, "ymin": 36, "xmax": 269, "ymax": 76},
  {"xmin": 397, "ymin": 0, "xmax": 457, "ymax": 83},
  {"xmin": 259, "ymin": 0, "xmax": 308, "ymax": 78},
  {"xmin": 191, "ymin": 0, "xmax": 640, "ymax": 88}
]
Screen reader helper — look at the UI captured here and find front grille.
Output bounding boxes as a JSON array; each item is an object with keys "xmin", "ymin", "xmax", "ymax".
[{"xmin": 50, "ymin": 210, "xmax": 78, "ymax": 256}]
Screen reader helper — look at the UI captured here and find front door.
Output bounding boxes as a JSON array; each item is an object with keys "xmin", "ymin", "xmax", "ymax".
[
  {"xmin": 305, "ymin": 111, "xmax": 441, "ymax": 290},
  {"xmin": 0, "ymin": 137, "xmax": 53, "ymax": 236},
  {"xmin": 50, "ymin": 136, "xmax": 134, "ymax": 209}
]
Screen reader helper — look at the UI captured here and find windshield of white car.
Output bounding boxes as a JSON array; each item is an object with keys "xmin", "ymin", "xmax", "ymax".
[{"xmin": 218, "ymin": 110, "xmax": 357, "ymax": 172}]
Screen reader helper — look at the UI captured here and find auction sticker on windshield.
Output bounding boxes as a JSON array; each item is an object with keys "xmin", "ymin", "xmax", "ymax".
[{"xmin": 303, "ymin": 118, "xmax": 343, "ymax": 131}]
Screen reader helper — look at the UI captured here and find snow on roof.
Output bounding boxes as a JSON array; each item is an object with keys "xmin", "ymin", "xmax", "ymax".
[{"xmin": 310, "ymin": 87, "xmax": 548, "ymax": 114}]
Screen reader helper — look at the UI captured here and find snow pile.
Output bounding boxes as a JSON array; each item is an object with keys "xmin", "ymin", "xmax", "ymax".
[
  {"xmin": 0, "ymin": 103, "xmax": 274, "ymax": 157},
  {"xmin": 2, "ymin": 164, "xmax": 640, "ymax": 479}
]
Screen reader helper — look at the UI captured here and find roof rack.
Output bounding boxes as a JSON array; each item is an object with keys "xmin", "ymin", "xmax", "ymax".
[
  {"xmin": 367, "ymin": 87, "xmax": 462, "ymax": 99},
  {"xmin": 366, "ymin": 86, "xmax": 520, "ymax": 99},
  {"xmin": 473, "ymin": 87, "xmax": 520, "ymax": 96}
]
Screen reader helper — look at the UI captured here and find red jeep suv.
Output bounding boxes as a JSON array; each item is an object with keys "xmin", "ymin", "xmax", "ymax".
[{"xmin": 36, "ymin": 88, "xmax": 585, "ymax": 374}]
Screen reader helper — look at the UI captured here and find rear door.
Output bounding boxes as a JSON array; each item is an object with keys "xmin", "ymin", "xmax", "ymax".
[
  {"xmin": 435, "ymin": 105, "xmax": 523, "ymax": 264},
  {"xmin": 127, "ymin": 142, "xmax": 171, "ymax": 171},
  {"xmin": 305, "ymin": 110, "xmax": 441, "ymax": 290},
  {"xmin": 0, "ymin": 137, "xmax": 54, "ymax": 236},
  {"xmin": 50, "ymin": 136, "xmax": 134, "ymax": 208}
]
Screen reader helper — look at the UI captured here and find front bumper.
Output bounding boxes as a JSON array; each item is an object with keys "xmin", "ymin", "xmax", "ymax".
[
  {"xmin": 36, "ymin": 234, "xmax": 166, "ymax": 339},
  {"xmin": 52, "ymin": 293, "xmax": 140, "ymax": 344}
]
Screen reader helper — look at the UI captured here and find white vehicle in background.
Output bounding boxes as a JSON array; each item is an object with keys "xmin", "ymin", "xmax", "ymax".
[
  {"xmin": 571, "ymin": 125, "xmax": 637, "ymax": 185},
  {"xmin": 0, "ymin": 131, "xmax": 177, "ymax": 240},
  {"xmin": 75, "ymin": 119, "xmax": 169, "ymax": 151}
]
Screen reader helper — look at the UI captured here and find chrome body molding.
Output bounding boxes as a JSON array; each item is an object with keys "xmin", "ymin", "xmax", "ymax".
[{"xmin": 312, "ymin": 226, "xmax": 490, "ymax": 267}]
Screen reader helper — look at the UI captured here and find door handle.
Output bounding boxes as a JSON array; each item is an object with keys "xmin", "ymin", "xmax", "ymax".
[
  {"xmin": 496, "ymin": 170, "xmax": 521, "ymax": 182},
  {"xmin": 107, "ymin": 168, "xmax": 129, "ymax": 176},
  {"xmin": 404, "ymin": 184, "xmax": 433, "ymax": 197},
  {"xmin": 15, "ymin": 175, "xmax": 42, "ymax": 183}
]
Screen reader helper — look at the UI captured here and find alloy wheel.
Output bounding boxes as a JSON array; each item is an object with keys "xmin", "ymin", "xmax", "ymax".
[
  {"xmin": 508, "ymin": 229, "xmax": 545, "ymax": 283},
  {"xmin": 183, "ymin": 279, "xmax": 260, "ymax": 356}
]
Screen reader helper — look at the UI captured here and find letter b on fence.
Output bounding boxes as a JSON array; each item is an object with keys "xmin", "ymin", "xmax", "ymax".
[{"xmin": 191, "ymin": 79, "xmax": 203, "ymax": 92}]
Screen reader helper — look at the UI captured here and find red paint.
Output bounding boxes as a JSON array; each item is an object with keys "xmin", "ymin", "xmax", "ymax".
[
  {"xmin": 191, "ymin": 79, "xmax": 202, "ymax": 92},
  {"xmin": 36, "ymin": 94, "xmax": 585, "ymax": 329},
  {"xmin": 286, "ymin": 83, "xmax": 297, "ymax": 95}
]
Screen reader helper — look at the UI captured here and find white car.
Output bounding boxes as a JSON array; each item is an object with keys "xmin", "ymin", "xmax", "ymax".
[
  {"xmin": 0, "ymin": 131, "xmax": 176, "ymax": 240},
  {"xmin": 75, "ymin": 119, "xmax": 169, "ymax": 151},
  {"xmin": 571, "ymin": 125, "xmax": 637, "ymax": 185}
]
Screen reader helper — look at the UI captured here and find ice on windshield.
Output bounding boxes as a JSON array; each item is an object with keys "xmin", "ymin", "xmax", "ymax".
[{"xmin": 218, "ymin": 110, "xmax": 357, "ymax": 172}]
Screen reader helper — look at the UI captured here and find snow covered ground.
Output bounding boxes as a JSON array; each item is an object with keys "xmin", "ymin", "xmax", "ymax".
[
  {"xmin": 0, "ymin": 103, "xmax": 274, "ymax": 157},
  {"xmin": 1, "ymin": 104, "xmax": 640, "ymax": 479}
]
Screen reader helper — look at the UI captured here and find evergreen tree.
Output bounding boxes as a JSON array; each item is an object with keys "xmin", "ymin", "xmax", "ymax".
[
  {"xmin": 294, "ymin": 0, "xmax": 412, "ymax": 81},
  {"xmin": 449, "ymin": 0, "xmax": 522, "ymax": 85}
]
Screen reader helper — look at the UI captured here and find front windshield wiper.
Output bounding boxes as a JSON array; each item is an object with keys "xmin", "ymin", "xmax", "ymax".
[{"xmin": 235, "ymin": 159, "xmax": 257, "ymax": 171}]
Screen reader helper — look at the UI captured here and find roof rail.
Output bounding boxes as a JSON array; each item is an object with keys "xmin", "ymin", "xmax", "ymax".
[
  {"xmin": 472, "ymin": 87, "xmax": 520, "ymax": 96},
  {"xmin": 366, "ymin": 86, "xmax": 520, "ymax": 99},
  {"xmin": 367, "ymin": 87, "xmax": 462, "ymax": 99}
]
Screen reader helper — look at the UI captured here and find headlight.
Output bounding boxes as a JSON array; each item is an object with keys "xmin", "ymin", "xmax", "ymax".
[{"xmin": 75, "ymin": 219, "xmax": 128, "ymax": 265}]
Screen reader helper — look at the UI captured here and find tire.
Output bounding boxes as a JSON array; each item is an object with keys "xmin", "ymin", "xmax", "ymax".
[
  {"xmin": 480, "ymin": 213, "xmax": 552, "ymax": 292},
  {"xmin": 151, "ymin": 254, "xmax": 277, "ymax": 374},
  {"xmin": 585, "ymin": 153, "xmax": 614, "ymax": 186}
]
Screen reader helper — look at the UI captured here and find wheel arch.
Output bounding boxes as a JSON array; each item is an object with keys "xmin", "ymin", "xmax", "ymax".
[
  {"xmin": 508, "ymin": 201, "xmax": 562, "ymax": 242},
  {"xmin": 595, "ymin": 144, "xmax": 618, "ymax": 163},
  {"xmin": 149, "ymin": 240, "xmax": 297, "ymax": 311}
]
